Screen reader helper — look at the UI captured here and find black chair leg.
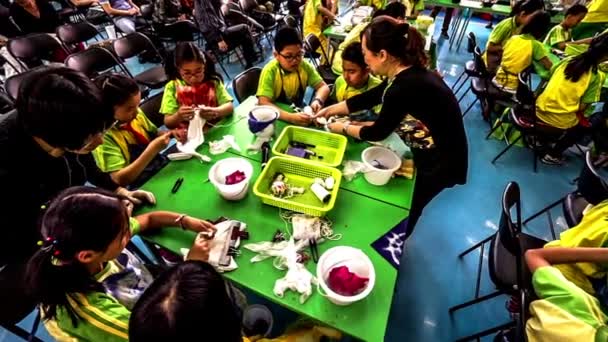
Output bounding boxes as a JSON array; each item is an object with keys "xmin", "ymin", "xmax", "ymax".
[
  {"xmin": 491, "ymin": 135, "xmax": 523, "ymax": 164},
  {"xmin": 454, "ymin": 321, "xmax": 515, "ymax": 342},
  {"xmin": 522, "ymin": 196, "xmax": 565, "ymax": 225},
  {"xmin": 458, "ymin": 234, "xmax": 492, "ymax": 258},
  {"xmin": 457, "ymin": 86, "xmax": 471, "ymax": 103},
  {"xmin": 452, "ymin": 70, "xmax": 465, "ymax": 91},
  {"xmin": 449, "ymin": 290, "xmax": 503, "ymax": 313},
  {"xmin": 461, "ymin": 97, "xmax": 478, "ymax": 118},
  {"xmin": 27, "ymin": 309, "xmax": 41, "ymax": 342},
  {"xmin": 486, "ymin": 117, "xmax": 505, "ymax": 140},
  {"xmin": 546, "ymin": 210, "xmax": 557, "ymax": 240},
  {"xmin": 454, "ymin": 75, "xmax": 470, "ymax": 96}
]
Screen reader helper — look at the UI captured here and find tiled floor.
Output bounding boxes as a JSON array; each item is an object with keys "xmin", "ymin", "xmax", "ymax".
[{"xmin": 1, "ymin": 12, "xmax": 586, "ymax": 342}]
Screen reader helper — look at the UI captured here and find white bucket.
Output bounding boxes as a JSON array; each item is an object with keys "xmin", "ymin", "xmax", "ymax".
[
  {"xmin": 316, "ymin": 246, "xmax": 375, "ymax": 306},
  {"xmin": 208, "ymin": 158, "xmax": 253, "ymax": 201},
  {"xmin": 361, "ymin": 146, "xmax": 402, "ymax": 186}
]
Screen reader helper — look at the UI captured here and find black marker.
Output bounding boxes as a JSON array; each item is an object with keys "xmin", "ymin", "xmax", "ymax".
[{"xmin": 171, "ymin": 177, "xmax": 184, "ymax": 194}]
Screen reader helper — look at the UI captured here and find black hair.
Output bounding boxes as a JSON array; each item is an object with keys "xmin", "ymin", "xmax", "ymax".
[
  {"xmin": 565, "ymin": 4, "xmax": 588, "ymax": 17},
  {"xmin": 564, "ymin": 33, "xmax": 608, "ymax": 82},
  {"xmin": 510, "ymin": 0, "xmax": 544, "ymax": 16},
  {"xmin": 383, "ymin": 2, "xmax": 406, "ymax": 19},
  {"xmin": 520, "ymin": 11, "xmax": 551, "ymax": 39},
  {"xmin": 16, "ymin": 67, "xmax": 114, "ymax": 151},
  {"xmin": 26, "ymin": 186, "xmax": 130, "ymax": 326},
  {"xmin": 165, "ymin": 42, "xmax": 222, "ymax": 82},
  {"xmin": 274, "ymin": 27, "xmax": 302, "ymax": 53},
  {"xmin": 342, "ymin": 42, "xmax": 367, "ymax": 69},
  {"xmin": 95, "ymin": 73, "xmax": 140, "ymax": 109},
  {"xmin": 129, "ymin": 261, "xmax": 242, "ymax": 342},
  {"xmin": 362, "ymin": 16, "xmax": 427, "ymax": 68}
]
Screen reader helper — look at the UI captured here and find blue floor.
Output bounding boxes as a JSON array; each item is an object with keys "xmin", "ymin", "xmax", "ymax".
[{"xmin": 1, "ymin": 13, "xmax": 586, "ymax": 342}]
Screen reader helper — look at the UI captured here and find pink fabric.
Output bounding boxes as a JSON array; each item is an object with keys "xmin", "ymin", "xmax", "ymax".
[
  {"xmin": 328, "ymin": 266, "xmax": 368, "ymax": 296},
  {"xmin": 225, "ymin": 170, "xmax": 246, "ymax": 185}
]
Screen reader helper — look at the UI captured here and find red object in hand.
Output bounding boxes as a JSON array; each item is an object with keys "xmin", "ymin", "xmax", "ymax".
[
  {"xmin": 327, "ymin": 266, "xmax": 369, "ymax": 296},
  {"xmin": 225, "ymin": 170, "xmax": 246, "ymax": 185}
]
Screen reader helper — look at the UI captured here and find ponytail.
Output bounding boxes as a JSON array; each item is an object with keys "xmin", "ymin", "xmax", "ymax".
[
  {"xmin": 564, "ymin": 33, "xmax": 608, "ymax": 82},
  {"xmin": 362, "ymin": 16, "xmax": 427, "ymax": 68}
]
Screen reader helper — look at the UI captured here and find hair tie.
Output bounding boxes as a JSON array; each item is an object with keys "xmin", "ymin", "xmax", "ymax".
[{"xmin": 38, "ymin": 236, "xmax": 67, "ymax": 266}]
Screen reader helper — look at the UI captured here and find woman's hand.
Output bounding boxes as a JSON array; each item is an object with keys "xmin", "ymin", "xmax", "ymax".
[
  {"xmin": 187, "ymin": 234, "xmax": 211, "ymax": 262},
  {"xmin": 181, "ymin": 216, "xmax": 217, "ymax": 235},
  {"xmin": 351, "ymin": 121, "xmax": 374, "ymax": 127},
  {"xmin": 327, "ymin": 122, "xmax": 345, "ymax": 134},
  {"xmin": 287, "ymin": 112, "xmax": 312, "ymax": 126},
  {"xmin": 176, "ymin": 106, "xmax": 195, "ymax": 121},
  {"xmin": 314, "ymin": 102, "xmax": 347, "ymax": 119}
]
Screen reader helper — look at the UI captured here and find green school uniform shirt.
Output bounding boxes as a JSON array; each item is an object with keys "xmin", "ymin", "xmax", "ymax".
[
  {"xmin": 358, "ymin": 0, "xmax": 385, "ymax": 9},
  {"xmin": 159, "ymin": 79, "xmax": 233, "ymax": 115},
  {"xmin": 584, "ymin": 0, "xmax": 608, "ymax": 23},
  {"xmin": 332, "ymin": 74, "xmax": 381, "ymax": 102},
  {"xmin": 536, "ymin": 59, "xmax": 602, "ymax": 129},
  {"xmin": 93, "ymin": 109, "xmax": 157, "ymax": 173},
  {"xmin": 526, "ymin": 266, "xmax": 608, "ymax": 342},
  {"xmin": 486, "ymin": 17, "xmax": 519, "ymax": 49},
  {"xmin": 494, "ymin": 34, "xmax": 547, "ymax": 91},
  {"xmin": 44, "ymin": 218, "xmax": 153, "ymax": 342},
  {"xmin": 257, "ymin": 59, "xmax": 323, "ymax": 103},
  {"xmin": 544, "ymin": 24, "xmax": 572, "ymax": 49}
]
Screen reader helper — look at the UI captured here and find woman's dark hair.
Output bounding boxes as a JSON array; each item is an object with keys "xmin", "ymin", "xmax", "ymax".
[
  {"xmin": 16, "ymin": 67, "xmax": 114, "ymax": 151},
  {"xmin": 165, "ymin": 42, "xmax": 222, "ymax": 82},
  {"xmin": 274, "ymin": 27, "xmax": 302, "ymax": 53},
  {"xmin": 342, "ymin": 42, "xmax": 367, "ymax": 69},
  {"xmin": 510, "ymin": 0, "xmax": 544, "ymax": 16},
  {"xmin": 129, "ymin": 261, "xmax": 242, "ymax": 342},
  {"xmin": 26, "ymin": 186, "xmax": 130, "ymax": 326},
  {"xmin": 520, "ymin": 11, "xmax": 551, "ymax": 39},
  {"xmin": 95, "ymin": 73, "xmax": 140, "ymax": 109},
  {"xmin": 362, "ymin": 16, "xmax": 427, "ymax": 68},
  {"xmin": 564, "ymin": 33, "xmax": 608, "ymax": 82},
  {"xmin": 565, "ymin": 3, "xmax": 588, "ymax": 17},
  {"xmin": 383, "ymin": 2, "xmax": 406, "ymax": 19}
]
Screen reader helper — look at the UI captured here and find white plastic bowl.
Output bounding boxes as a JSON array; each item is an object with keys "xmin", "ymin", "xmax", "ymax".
[
  {"xmin": 361, "ymin": 146, "xmax": 402, "ymax": 186},
  {"xmin": 208, "ymin": 158, "xmax": 253, "ymax": 201},
  {"xmin": 317, "ymin": 246, "xmax": 375, "ymax": 306}
]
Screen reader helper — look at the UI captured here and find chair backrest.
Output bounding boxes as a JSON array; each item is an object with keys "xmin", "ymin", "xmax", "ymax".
[
  {"xmin": 515, "ymin": 72, "xmax": 535, "ymax": 107},
  {"xmin": 4, "ymin": 65, "xmax": 61, "ymax": 101},
  {"xmin": 140, "ymin": 3, "xmax": 153, "ymax": 20},
  {"xmin": 284, "ymin": 15, "xmax": 298, "ymax": 29},
  {"xmin": 161, "ymin": 20, "xmax": 197, "ymax": 42},
  {"xmin": 466, "ymin": 32, "xmax": 477, "ymax": 54},
  {"xmin": 65, "ymin": 46, "xmax": 129, "ymax": 78},
  {"xmin": 113, "ymin": 32, "xmax": 162, "ymax": 61},
  {"xmin": 7, "ymin": 33, "xmax": 67, "ymax": 68},
  {"xmin": 239, "ymin": 0, "xmax": 258, "ymax": 13},
  {"xmin": 232, "ymin": 67, "xmax": 262, "ymax": 103},
  {"xmin": 578, "ymin": 151, "xmax": 608, "ymax": 205},
  {"xmin": 472, "ymin": 46, "xmax": 488, "ymax": 78},
  {"xmin": 0, "ymin": 91, "xmax": 13, "ymax": 115},
  {"xmin": 56, "ymin": 21, "xmax": 100, "ymax": 46},
  {"xmin": 304, "ymin": 33, "xmax": 330, "ymax": 66},
  {"xmin": 495, "ymin": 181, "xmax": 525, "ymax": 289},
  {"xmin": 139, "ymin": 91, "xmax": 165, "ymax": 127}
]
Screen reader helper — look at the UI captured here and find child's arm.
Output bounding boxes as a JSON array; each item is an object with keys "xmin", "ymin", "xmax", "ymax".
[
  {"xmin": 135, "ymin": 211, "xmax": 216, "ymax": 235},
  {"xmin": 539, "ymin": 56, "xmax": 553, "ymax": 71},
  {"xmin": 110, "ymin": 132, "xmax": 172, "ymax": 186},
  {"xmin": 317, "ymin": 3, "xmax": 336, "ymax": 21},
  {"xmin": 163, "ymin": 106, "xmax": 194, "ymax": 128},
  {"xmin": 525, "ymin": 247, "xmax": 608, "ymax": 273},
  {"xmin": 200, "ymin": 102, "xmax": 233, "ymax": 120},
  {"xmin": 127, "ymin": 0, "xmax": 140, "ymax": 13},
  {"xmin": 310, "ymin": 81, "xmax": 331, "ymax": 113},
  {"xmin": 258, "ymin": 96, "xmax": 313, "ymax": 126}
]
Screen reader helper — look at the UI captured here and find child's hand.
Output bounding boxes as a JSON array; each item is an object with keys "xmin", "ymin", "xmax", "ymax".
[
  {"xmin": 177, "ymin": 106, "xmax": 195, "ymax": 121},
  {"xmin": 127, "ymin": 7, "xmax": 138, "ymax": 15},
  {"xmin": 172, "ymin": 127, "xmax": 188, "ymax": 144},
  {"xmin": 198, "ymin": 106, "xmax": 219, "ymax": 120},
  {"xmin": 310, "ymin": 101, "xmax": 323, "ymax": 114},
  {"xmin": 187, "ymin": 234, "xmax": 211, "ymax": 262},
  {"xmin": 218, "ymin": 40, "xmax": 229, "ymax": 52},
  {"xmin": 288, "ymin": 112, "xmax": 312, "ymax": 126},
  {"xmin": 149, "ymin": 131, "xmax": 172, "ymax": 151},
  {"xmin": 182, "ymin": 216, "xmax": 218, "ymax": 235}
]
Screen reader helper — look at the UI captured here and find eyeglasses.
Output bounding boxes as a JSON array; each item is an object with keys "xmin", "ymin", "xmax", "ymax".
[
  {"xmin": 179, "ymin": 68, "xmax": 204, "ymax": 78},
  {"xmin": 278, "ymin": 51, "xmax": 304, "ymax": 62}
]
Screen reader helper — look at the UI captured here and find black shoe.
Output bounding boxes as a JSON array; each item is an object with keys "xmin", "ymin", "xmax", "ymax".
[
  {"xmin": 485, "ymin": 22, "xmax": 493, "ymax": 29},
  {"xmin": 440, "ymin": 31, "xmax": 449, "ymax": 39}
]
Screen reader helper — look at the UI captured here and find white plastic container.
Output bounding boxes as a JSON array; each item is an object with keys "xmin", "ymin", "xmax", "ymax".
[
  {"xmin": 317, "ymin": 246, "xmax": 375, "ymax": 306},
  {"xmin": 361, "ymin": 146, "xmax": 402, "ymax": 186},
  {"xmin": 208, "ymin": 158, "xmax": 253, "ymax": 201}
]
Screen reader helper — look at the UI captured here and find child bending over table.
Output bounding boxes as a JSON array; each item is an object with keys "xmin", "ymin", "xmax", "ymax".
[
  {"xmin": 160, "ymin": 42, "xmax": 234, "ymax": 130},
  {"xmin": 303, "ymin": 0, "xmax": 337, "ymax": 62},
  {"xmin": 525, "ymin": 247, "xmax": 608, "ymax": 341},
  {"xmin": 544, "ymin": 4, "xmax": 589, "ymax": 51},
  {"xmin": 93, "ymin": 74, "xmax": 173, "ymax": 187},
  {"xmin": 536, "ymin": 33, "xmax": 608, "ymax": 165},
  {"xmin": 257, "ymin": 28, "xmax": 330, "ymax": 126},
  {"xmin": 483, "ymin": 0, "xmax": 544, "ymax": 73},
  {"xmin": 26, "ymin": 186, "xmax": 216, "ymax": 342},
  {"xmin": 129, "ymin": 260, "xmax": 343, "ymax": 342},
  {"xmin": 330, "ymin": 42, "xmax": 382, "ymax": 121},
  {"xmin": 493, "ymin": 11, "xmax": 553, "ymax": 93}
]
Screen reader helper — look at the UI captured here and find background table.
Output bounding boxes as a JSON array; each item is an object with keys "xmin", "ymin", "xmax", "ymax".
[{"xmin": 135, "ymin": 98, "xmax": 416, "ymax": 341}]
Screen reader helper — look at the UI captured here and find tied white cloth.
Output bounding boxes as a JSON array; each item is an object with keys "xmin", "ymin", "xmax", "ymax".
[
  {"xmin": 181, "ymin": 220, "xmax": 246, "ymax": 272},
  {"xmin": 176, "ymin": 113, "xmax": 211, "ymax": 162},
  {"xmin": 209, "ymin": 135, "xmax": 241, "ymax": 155},
  {"xmin": 244, "ymin": 238, "xmax": 317, "ymax": 303}
]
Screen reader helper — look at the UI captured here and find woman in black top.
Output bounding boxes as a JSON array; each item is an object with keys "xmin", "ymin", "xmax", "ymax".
[
  {"xmin": 316, "ymin": 16, "xmax": 468, "ymax": 239},
  {"xmin": 10, "ymin": 0, "xmax": 60, "ymax": 34}
]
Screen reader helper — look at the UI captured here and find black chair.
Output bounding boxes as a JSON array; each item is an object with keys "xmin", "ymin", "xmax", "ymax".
[
  {"xmin": 562, "ymin": 192, "xmax": 589, "ymax": 228},
  {"xmin": 0, "ymin": 91, "xmax": 13, "ymax": 115},
  {"xmin": 65, "ymin": 46, "xmax": 130, "ymax": 77},
  {"xmin": 238, "ymin": 0, "xmax": 279, "ymax": 46},
  {"xmin": 283, "ymin": 14, "xmax": 300, "ymax": 35},
  {"xmin": 56, "ymin": 21, "xmax": 101, "ymax": 53},
  {"xmin": 452, "ymin": 32, "xmax": 481, "ymax": 97},
  {"xmin": 139, "ymin": 91, "xmax": 165, "ymax": 127},
  {"xmin": 7, "ymin": 33, "xmax": 69, "ymax": 69},
  {"xmin": 450, "ymin": 182, "xmax": 546, "ymax": 342},
  {"xmin": 156, "ymin": 20, "xmax": 199, "ymax": 45},
  {"xmin": 232, "ymin": 67, "xmax": 262, "ymax": 103},
  {"xmin": 112, "ymin": 32, "xmax": 168, "ymax": 89},
  {"xmin": 4, "ymin": 65, "xmax": 60, "ymax": 101},
  {"xmin": 303, "ymin": 33, "xmax": 336, "ymax": 85}
]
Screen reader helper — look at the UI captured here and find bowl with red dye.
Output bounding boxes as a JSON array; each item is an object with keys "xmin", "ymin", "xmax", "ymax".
[{"xmin": 208, "ymin": 157, "xmax": 253, "ymax": 201}]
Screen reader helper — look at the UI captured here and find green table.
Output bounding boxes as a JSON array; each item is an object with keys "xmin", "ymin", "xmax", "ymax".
[
  {"xmin": 205, "ymin": 96, "xmax": 415, "ymax": 210},
  {"xmin": 135, "ymin": 98, "xmax": 416, "ymax": 341}
]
